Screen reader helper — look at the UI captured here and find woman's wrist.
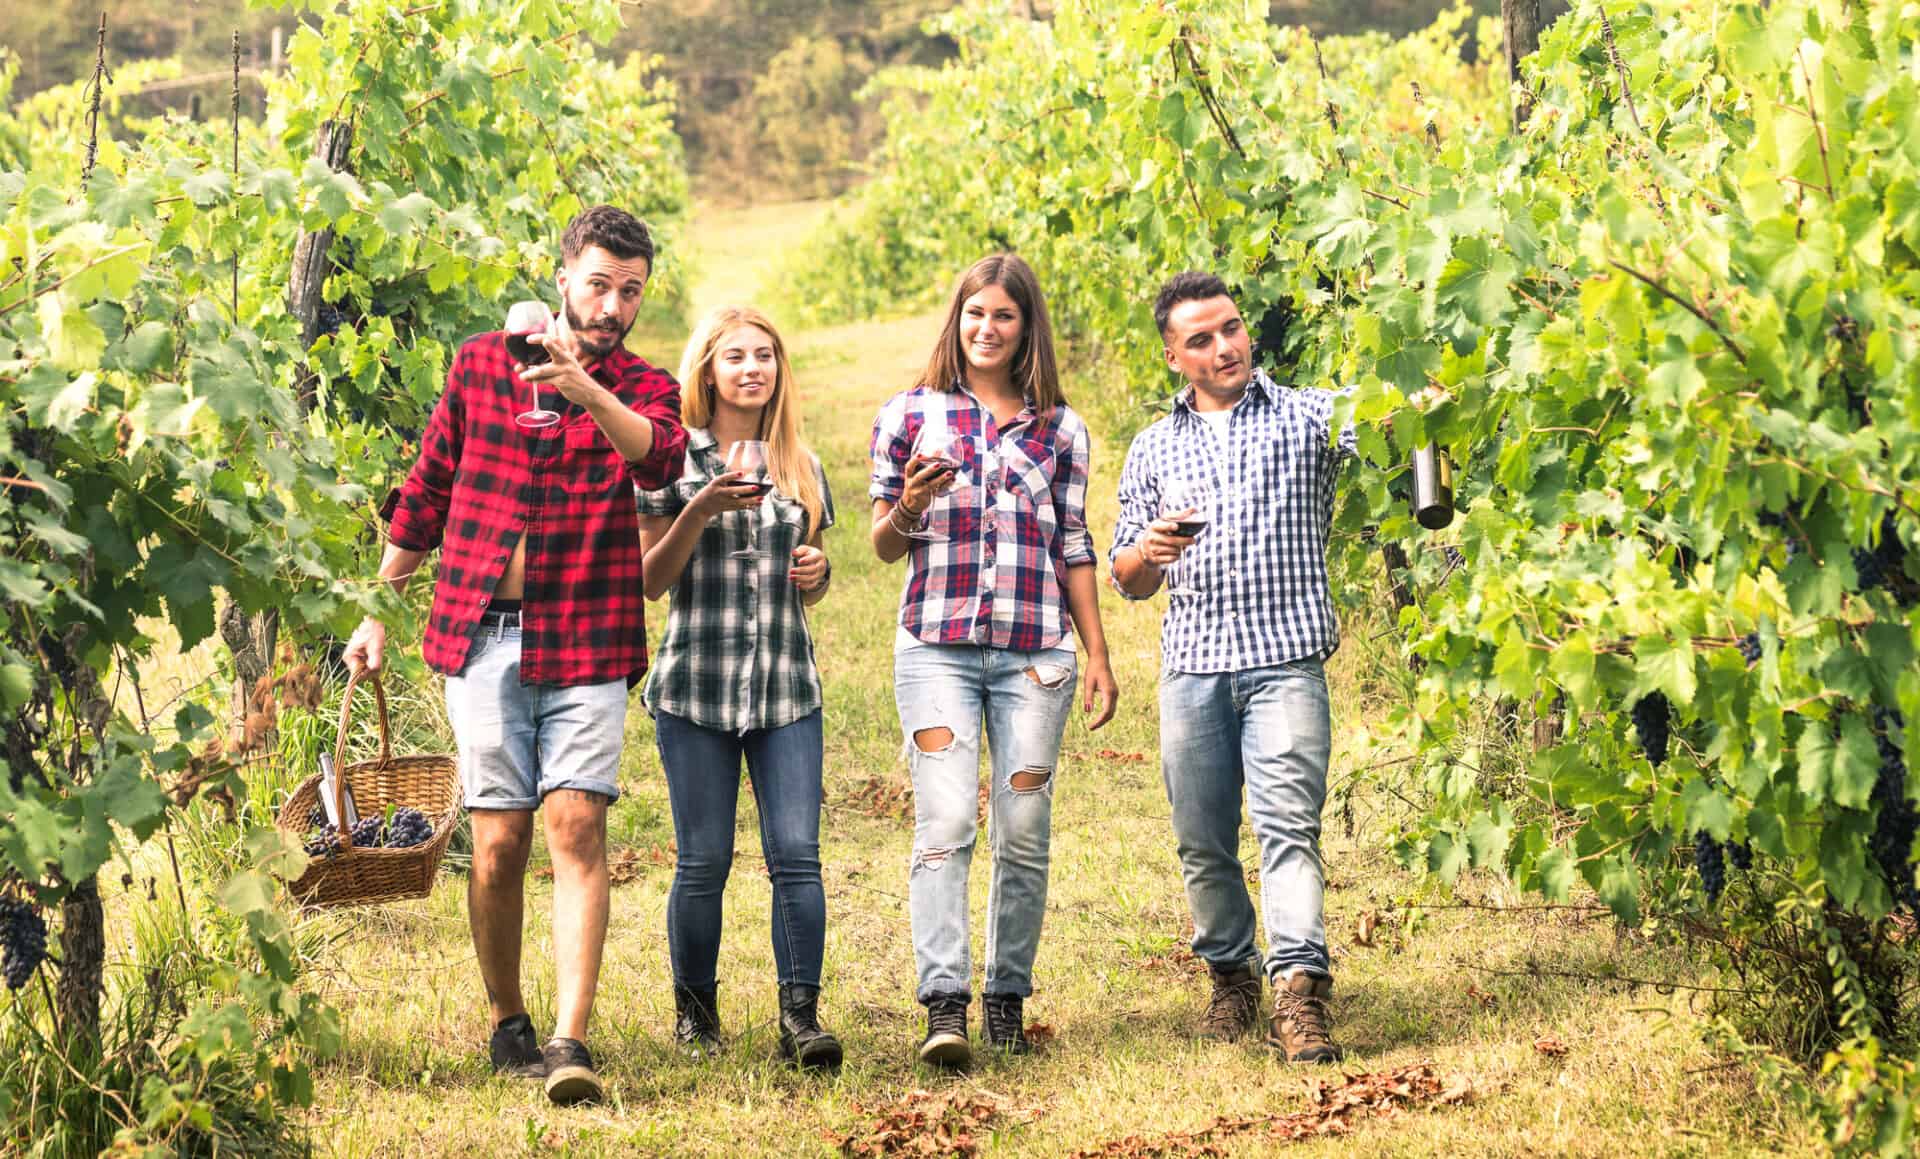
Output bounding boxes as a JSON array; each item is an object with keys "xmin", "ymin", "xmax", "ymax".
[{"xmin": 888, "ymin": 502, "xmax": 924, "ymax": 535}]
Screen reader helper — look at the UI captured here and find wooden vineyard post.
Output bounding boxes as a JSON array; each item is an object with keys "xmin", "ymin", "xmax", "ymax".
[{"xmin": 1502, "ymin": 0, "xmax": 1543, "ymax": 130}]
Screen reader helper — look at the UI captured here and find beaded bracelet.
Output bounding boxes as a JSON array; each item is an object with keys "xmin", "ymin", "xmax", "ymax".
[{"xmin": 889, "ymin": 502, "xmax": 925, "ymax": 535}]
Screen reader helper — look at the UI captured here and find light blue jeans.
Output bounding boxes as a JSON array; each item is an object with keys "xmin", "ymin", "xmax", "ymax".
[
  {"xmin": 894, "ymin": 634, "xmax": 1078, "ymax": 1004},
  {"xmin": 1160, "ymin": 659, "xmax": 1332, "ymax": 981}
]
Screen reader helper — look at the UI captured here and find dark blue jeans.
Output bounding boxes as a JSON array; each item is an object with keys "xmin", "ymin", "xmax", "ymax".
[{"xmin": 654, "ymin": 710, "xmax": 826, "ymax": 989}]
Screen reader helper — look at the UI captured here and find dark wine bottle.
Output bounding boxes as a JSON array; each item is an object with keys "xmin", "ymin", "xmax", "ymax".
[{"xmin": 1410, "ymin": 445, "xmax": 1454, "ymax": 530}]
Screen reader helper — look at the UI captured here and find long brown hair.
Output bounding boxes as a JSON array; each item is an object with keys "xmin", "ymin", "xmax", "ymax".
[
  {"xmin": 916, "ymin": 253, "xmax": 1065, "ymax": 412},
  {"xmin": 677, "ymin": 306, "xmax": 826, "ymax": 537}
]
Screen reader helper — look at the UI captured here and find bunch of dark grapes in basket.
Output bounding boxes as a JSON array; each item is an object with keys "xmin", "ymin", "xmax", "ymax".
[
  {"xmin": 386, "ymin": 808, "xmax": 433, "ymax": 849},
  {"xmin": 305, "ymin": 807, "xmax": 434, "ymax": 857},
  {"xmin": 1, "ymin": 896, "xmax": 49, "ymax": 991},
  {"xmin": 351, "ymin": 814, "xmax": 388, "ymax": 848}
]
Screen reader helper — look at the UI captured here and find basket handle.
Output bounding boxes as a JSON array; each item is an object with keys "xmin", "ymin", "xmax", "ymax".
[{"xmin": 331, "ymin": 668, "xmax": 392, "ymax": 846}]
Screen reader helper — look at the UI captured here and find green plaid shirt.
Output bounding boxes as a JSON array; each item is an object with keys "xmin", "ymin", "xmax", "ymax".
[{"xmin": 637, "ymin": 429, "xmax": 835, "ymax": 734}]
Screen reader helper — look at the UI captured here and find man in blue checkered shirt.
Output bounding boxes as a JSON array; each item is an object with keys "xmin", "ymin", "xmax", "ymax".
[{"xmin": 1110, "ymin": 271, "xmax": 1355, "ymax": 1064}]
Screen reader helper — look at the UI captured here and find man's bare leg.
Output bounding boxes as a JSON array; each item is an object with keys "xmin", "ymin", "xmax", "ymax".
[
  {"xmin": 544, "ymin": 788, "xmax": 610, "ymax": 1042},
  {"xmin": 468, "ymin": 808, "xmax": 536, "ymax": 1026}
]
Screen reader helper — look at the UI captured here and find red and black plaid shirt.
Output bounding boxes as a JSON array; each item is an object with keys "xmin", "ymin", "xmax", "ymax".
[{"xmin": 386, "ymin": 333, "xmax": 688, "ymax": 687}]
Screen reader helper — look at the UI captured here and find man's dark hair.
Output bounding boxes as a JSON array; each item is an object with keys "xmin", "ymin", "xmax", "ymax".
[
  {"xmin": 561, "ymin": 205, "xmax": 655, "ymax": 270},
  {"xmin": 1153, "ymin": 270, "xmax": 1233, "ymax": 337}
]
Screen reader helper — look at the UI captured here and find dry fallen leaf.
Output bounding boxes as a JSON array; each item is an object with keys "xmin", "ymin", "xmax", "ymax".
[
  {"xmin": 1354, "ymin": 909, "xmax": 1380, "ymax": 947},
  {"xmin": 1533, "ymin": 1036, "xmax": 1569, "ymax": 1057},
  {"xmin": 833, "ymin": 1088, "xmax": 1042, "ymax": 1157},
  {"xmin": 1070, "ymin": 1063, "xmax": 1475, "ymax": 1157}
]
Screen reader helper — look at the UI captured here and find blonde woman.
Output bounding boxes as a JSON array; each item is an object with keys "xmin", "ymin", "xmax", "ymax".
[{"xmin": 636, "ymin": 306, "xmax": 840, "ymax": 1070}]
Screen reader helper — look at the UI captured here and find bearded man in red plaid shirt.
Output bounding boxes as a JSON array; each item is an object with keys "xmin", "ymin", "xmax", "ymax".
[{"xmin": 343, "ymin": 205, "xmax": 687, "ymax": 1105}]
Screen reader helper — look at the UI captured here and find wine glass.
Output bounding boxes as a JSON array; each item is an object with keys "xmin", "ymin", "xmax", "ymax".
[
  {"xmin": 1160, "ymin": 477, "xmax": 1213, "ymax": 598},
  {"xmin": 903, "ymin": 417, "xmax": 968, "ymax": 543},
  {"xmin": 724, "ymin": 440, "xmax": 773, "ymax": 559},
  {"xmin": 505, "ymin": 300, "xmax": 560, "ymax": 430}
]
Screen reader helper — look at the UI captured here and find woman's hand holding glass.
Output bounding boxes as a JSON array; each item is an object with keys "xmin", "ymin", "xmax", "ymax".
[
  {"xmin": 687, "ymin": 470, "xmax": 767, "ymax": 523},
  {"xmin": 896, "ymin": 423, "xmax": 968, "ymax": 542}
]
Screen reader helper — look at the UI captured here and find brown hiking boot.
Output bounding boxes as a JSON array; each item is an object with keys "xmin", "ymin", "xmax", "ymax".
[
  {"xmin": 1196, "ymin": 962, "xmax": 1263, "ymax": 1042},
  {"xmin": 1267, "ymin": 971, "xmax": 1341, "ymax": 1063}
]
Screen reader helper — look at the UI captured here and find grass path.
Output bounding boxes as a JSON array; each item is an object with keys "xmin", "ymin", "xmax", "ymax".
[{"xmin": 301, "ymin": 202, "xmax": 1819, "ymax": 1157}]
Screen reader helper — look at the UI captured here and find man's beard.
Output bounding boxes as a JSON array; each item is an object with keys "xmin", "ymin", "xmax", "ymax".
[{"xmin": 565, "ymin": 303, "xmax": 632, "ymax": 359}]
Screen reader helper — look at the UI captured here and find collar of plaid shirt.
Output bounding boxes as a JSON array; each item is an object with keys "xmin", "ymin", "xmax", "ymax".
[{"xmin": 386, "ymin": 332, "xmax": 689, "ymax": 687}]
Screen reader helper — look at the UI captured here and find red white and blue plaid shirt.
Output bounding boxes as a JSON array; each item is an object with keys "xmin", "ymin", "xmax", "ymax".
[
  {"xmin": 869, "ymin": 384, "xmax": 1095, "ymax": 653},
  {"xmin": 386, "ymin": 333, "xmax": 688, "ymax": 687}
]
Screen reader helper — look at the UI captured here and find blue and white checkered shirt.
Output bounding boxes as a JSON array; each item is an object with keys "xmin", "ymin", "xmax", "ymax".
[{"xmin": 1110, "ymin": 370, "xmax": 1355, "ymax": 675}]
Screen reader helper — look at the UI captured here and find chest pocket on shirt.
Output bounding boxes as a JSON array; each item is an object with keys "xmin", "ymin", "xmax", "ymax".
[
  {"xmin": 998, "ymin": 435, "xmax": 1061, "ymax": 536},
  {"xmin": 559, "ymin": 421, "xmax": 618, "ymax": 496},
  {"xmin": 768, "ymin": 493, "xmax": 811, "ymax": 553}
]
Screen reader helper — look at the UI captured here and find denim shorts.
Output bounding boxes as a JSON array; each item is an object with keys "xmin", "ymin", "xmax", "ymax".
[{"xmin": 444, "ymin": 620, "xmax": 628, "ymax": 810}]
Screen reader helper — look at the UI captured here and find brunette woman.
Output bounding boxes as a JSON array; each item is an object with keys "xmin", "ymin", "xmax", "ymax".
[
  {"xmin": 869, "ymin": 254, "xmax": 1118, "ymax": 1067},
  {"xmin": 638, "ymin": 306, "xmax": 841, "ymax": 1070}
]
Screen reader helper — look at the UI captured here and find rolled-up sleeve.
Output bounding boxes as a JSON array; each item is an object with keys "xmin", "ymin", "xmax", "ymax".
[
  {"xmin": 623, "ymin": 369, "xmax": 689, "ymax": 492},
  {"xmin": 1107, "ymin": 431, "xmax": 1159, "ymax": 600},
  {"xmin": 868, "ymin": 391, "xmax": 912, "ymax": 504},
  {"xmin": 1052, "ymin": 419, "xmax": 1095, "ymax": 568},
  {"xmin": 386, "ymin": 348, "xmax": 466, "ymax": 552}
]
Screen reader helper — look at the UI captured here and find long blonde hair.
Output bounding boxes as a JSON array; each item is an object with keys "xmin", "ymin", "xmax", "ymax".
[
  {"xmin": 677, "ymin": 306, "xmax": 826, "ymax": 536},
  {"xmin": 917, "ymin": 253, "xmax": 1065, "ymax": 413}
]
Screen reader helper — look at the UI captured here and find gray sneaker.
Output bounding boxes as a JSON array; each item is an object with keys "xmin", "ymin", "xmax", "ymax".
[{"xmin": 541, "ymin": 1037, "xmax": 604, "ymax": 1105}]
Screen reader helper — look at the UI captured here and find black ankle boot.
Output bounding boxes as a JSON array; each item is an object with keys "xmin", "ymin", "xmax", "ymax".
[
  {"xmin": 777, "ymin": 983, "xmax": 843, "ymax": 1071},
  {"xmin": 673, "ymin": 984, "xmax": 721, "ymax": 1056},
  {"xmin": 983, "ymin": 992, "xmax": 1031, "ymax": 1055}
]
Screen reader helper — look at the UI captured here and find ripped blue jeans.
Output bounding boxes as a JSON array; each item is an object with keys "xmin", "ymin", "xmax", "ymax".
[{"xmin": 894, "ymin": 632, "xmax": 1078, "ymax": 1004}]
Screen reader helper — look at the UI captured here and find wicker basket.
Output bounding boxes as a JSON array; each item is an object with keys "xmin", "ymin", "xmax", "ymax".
[{"xmin": 276, "ymin": 669, "xmax": 460, "ymax": 909}]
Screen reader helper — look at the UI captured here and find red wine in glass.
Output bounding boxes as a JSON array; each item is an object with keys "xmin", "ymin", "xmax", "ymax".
[
  {"xmin": 1161, "ymin": 478, "xmax": 1214, "ymax": 597},
  {"xmin": 505, "ymin": 300, "xmax": 559, "ymax": 429},
  {"xmin": 738, "ymin": 477, "xmax": 776, "ymax": 499},
  {"xmin": 724, "ymin": 441, "xmax": 772, "ymax": 558},
  {"xmin": 904, "ymin": 422, "xmax": 966, "ymax": 542},
  {"xmin": 504, "ymin": 331, "xmax": 551, "ymax": 367}
]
